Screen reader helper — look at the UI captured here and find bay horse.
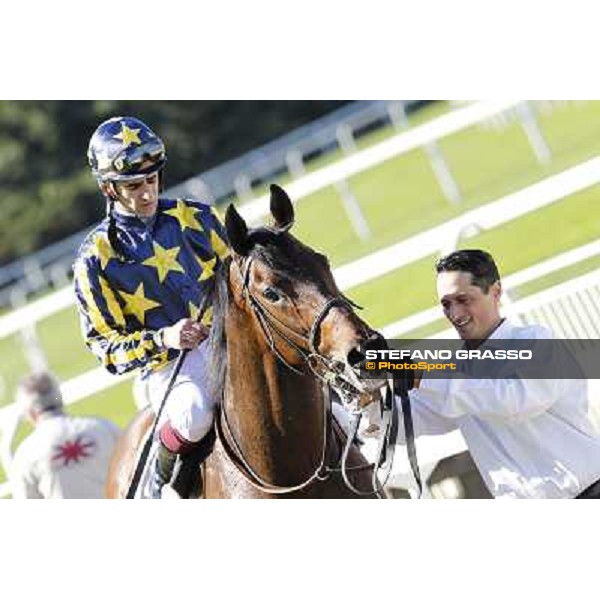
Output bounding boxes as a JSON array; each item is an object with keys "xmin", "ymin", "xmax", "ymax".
[{"xmin": 106, "ymin": 184, "xmax": 386, "ymax": 498}]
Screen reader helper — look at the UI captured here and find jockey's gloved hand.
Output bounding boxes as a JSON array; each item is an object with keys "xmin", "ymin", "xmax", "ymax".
[{"xmin": 161, "ymin": 318, "xmax": 209, "ymax": 350}]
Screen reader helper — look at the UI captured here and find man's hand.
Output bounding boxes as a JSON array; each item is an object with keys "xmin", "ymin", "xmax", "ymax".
[{"xmin": 161, "ymin": 319, "xmax": 209, "ymax": 350}]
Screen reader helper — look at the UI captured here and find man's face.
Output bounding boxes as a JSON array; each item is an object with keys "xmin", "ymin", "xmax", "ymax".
[
  {"xmin": 437, "ymin": 270, "xmax": 502, "ymax": 340},
  {"xmin": 113, "ymin": 171, "xmax": 159, "ymax": 218}
]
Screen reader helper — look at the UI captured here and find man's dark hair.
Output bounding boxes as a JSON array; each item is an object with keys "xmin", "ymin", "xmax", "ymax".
[{"xmin": 435, "ymin": 249, "xmax": 500, "ymax": 293}]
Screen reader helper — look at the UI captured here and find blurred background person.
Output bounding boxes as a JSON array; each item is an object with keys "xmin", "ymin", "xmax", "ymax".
[{"xmin": 10, "ymin": 371, "xmax": 120, "ymax": 499}]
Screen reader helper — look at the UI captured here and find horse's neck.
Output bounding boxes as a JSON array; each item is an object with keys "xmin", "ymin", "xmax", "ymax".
[{"xmin": 223, "ymin": 304, "xmax": 325, "ymax": 485}]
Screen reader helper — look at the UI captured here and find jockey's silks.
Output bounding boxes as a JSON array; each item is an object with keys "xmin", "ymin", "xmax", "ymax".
[{"xmin": 74, "ymin": 198, "xmax": 229, "ymax": 376}]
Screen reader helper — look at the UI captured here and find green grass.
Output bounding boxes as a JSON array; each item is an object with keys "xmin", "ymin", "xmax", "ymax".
[
  {"xmin": 292, "ymin": 103, "xmax": 600, "ymax": 266},
  {"xmin": 37, "ymin": 306, "xmax": 97, "ymax": 378},
  {"xmin": 246, "ymin": 101, "xmax": 456, "ymax": 200},
  {"xmin": 0, "ymin": 306, "xmax": 98, "ymax": 409},
  {"xmin": 513, "ymin": 254, "xmax": 600, "ymax": 299},
  {"xmin": 348, "ymin": 184, "xmax": 600, "ymax": 329}
]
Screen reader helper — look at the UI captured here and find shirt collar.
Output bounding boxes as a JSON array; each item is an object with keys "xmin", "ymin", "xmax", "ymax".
[
  {"xmin": 112, "ymin": 200, "xmax": 161, "ymax": 230},
  {"xmin": 487, "ymin": 318, "xmax": 512, "ymax": 340}
]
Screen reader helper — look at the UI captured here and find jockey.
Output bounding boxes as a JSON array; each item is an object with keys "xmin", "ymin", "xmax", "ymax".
[{"xmin": 73, "ymin": 116, "xmax": 230, "ymax": 498}]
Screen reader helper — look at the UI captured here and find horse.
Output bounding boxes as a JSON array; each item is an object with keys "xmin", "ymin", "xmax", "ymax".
[{"xmin": 106, "ymin": 184, "xmax": 388, "ymax": 498}]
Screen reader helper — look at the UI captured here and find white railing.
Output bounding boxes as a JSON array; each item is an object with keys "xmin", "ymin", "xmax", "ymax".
[
  {"xmin": 239, "ymin": 100, "xmax": 522, "ymax": 224},
  {"xmin": 335, "ymin": 155, "xmax": 600, "ymax": 291},
  {"xmin": 2, "ymin": 153, "xmax": 600, "ymax": 341},
  {"xmin": 428, "ymin": 268, "xmax": 600, "ymax": 340},
  {"xmin": 382, "ymin": 239, "xmax": 600, "ymax": 338}
]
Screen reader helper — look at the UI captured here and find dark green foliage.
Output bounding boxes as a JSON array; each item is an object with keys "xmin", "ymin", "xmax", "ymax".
[{"xmin": 0, "ymin": 100, "xmax": 345, "ymax": 265}]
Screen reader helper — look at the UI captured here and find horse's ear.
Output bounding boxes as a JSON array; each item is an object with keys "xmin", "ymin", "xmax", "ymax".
[
  {"xmin": 225, "ymin": 204, "xmax": 251, "ymax": 256},
  {"xmin": 270, "ymin": 184, "xmax": 294, "ymax": 232}
]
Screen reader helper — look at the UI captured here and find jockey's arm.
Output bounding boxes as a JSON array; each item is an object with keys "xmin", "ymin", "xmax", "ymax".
[{"xmin": 73, "ymin": 256, "xmax": 172, "ymax": 375}]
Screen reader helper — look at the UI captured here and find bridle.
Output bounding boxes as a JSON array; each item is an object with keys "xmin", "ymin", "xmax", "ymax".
[
  {"xmin": 238, "ymin": 256, "xmax": 362, "ymax": 379},
  {"xmin": 215, "ymin": 255, "xmax": 400, "ymax": 496}
]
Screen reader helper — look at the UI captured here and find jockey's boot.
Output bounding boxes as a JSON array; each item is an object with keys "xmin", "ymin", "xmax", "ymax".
[{"xmin": 150, "ymin": 441, "xmax": 177, "ymax": 499}]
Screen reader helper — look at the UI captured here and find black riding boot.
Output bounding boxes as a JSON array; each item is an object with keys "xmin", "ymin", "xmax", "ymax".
[{"xmin": 150, "ymin": 442, "xmax": 177, "ymax": 499}]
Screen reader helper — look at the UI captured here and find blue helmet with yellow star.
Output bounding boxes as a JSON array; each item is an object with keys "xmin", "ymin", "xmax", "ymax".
[{"xmin": 87, "ymin": 116, "xmax": 166, "ymax": 182}]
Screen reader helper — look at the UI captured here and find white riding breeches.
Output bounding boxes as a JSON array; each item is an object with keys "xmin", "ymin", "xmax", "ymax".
[{"xmin": 144, "ymin": 341, "xmax": 217, "ymax": 443}]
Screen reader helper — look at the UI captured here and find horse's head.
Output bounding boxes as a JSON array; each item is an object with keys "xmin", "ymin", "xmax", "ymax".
[{"xmin": 224, "ymin": 184, "xmax": 385, "ymax": 402}]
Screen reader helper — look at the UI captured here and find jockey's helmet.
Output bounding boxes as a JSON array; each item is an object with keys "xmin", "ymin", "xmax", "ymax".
[{"xmin": 87, "ymin": 116, "xmax": 166, "ymax": 182}]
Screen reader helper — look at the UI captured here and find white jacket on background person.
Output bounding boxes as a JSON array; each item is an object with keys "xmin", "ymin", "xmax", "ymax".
[
  {"xmin": 398, "ymin": 320, "xmax": 600, "ymax": 498},
  {"xmin": 10, "ymin": 413, "xmax": 121, "ymax": 499},
  {"xmin": 9, "ymin": 372, "xmax": 120, "ymax": 499}
]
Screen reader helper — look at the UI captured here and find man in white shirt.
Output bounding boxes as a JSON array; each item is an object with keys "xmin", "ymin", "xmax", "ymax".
[
  {"xmin": 10, "ymin": 372, "xmax": 121, "ymax": 499},
  {"xmin": 392, "ymin": 249, "xmax": 600, "ymax": 499}
]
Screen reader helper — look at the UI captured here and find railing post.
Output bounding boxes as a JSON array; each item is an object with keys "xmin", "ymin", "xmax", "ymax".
[
  {"xmin": 388, "ymin": 101, "xmax": 462, "ymax": 204},
  {"xmin": 336, "ymin": 123, "xmax": 358, "ymax": 155},
  {"xmin": 334, "ymin": 123, "xmax": 370, "ymax": 239},
  {"xmin": 285, "ymin": 148, "xmax": 306, "ymax": 179},
  {"xmin": 517, "ymin": 102, "xmax": 552, "ymax": 165},
  {"xmin": 10, "ymin": 286, "xmax": 49, "ymax": 373},
  {"xmin": 234, "ymin": 173, "xmax": 254, "ymax": 203},
  {"xmin": 334, "ymin": 180, "xmax": 371, "ymax": 241}
]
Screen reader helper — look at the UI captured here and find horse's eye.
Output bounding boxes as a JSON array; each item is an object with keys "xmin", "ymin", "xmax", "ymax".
[{"xmin": 263, "ymin": 287, "xmax": 281, "ymax": 303}]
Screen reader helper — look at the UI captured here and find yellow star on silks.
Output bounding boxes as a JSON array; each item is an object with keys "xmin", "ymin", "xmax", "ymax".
[
  {"xmin": 94, "ymin": 234, "xmax": 114, "ymax": 270},
  {"xmin": 196, "ymin": 255, "xmax": 217, "ymax": 282},
  {"xmin": 201, "ymin": 305, "xmax": 213, "ymax": 326},
  {"xmin": 164, "ymin": 200, "xmax": 203, "ymax": 233},
  {"xmin": 113, "ymin": 122, "xmax": 142, "ymax": 147},
  {"xmin": 188, "ymin": 301, "xmax": 200, "ymax": 321},
  {"xmin": 187, "ymin": 302, "xmax": 212, "ymax": 325},
  {"xmin": 120, "ymin": 283, "xmax": 160, "ymax": 324},
  {"xmin": 210, "ymin": 229, "xmax": 230, "ymax": 260},
  {"xmin": 142, "ymin": 241, "xmax": 185, "ymax": 283}
]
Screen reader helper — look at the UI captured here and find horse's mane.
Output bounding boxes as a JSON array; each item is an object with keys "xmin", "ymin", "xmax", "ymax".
[
  {"xmin": 207, "ymin": 256, "xmax": 230, "ymax": 404},
  {"xmin": 207, "ymin": 228, "xmax": 332, "ymax": 402}
]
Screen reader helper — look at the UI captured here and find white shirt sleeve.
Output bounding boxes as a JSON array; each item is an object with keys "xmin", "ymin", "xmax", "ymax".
[
  {"xmin": 393, "ymin": 389, "xmax": 458, "ymax": 441},
  {"xmin": 414, "ymin": 325, "xmax": 568, "ymax": 424},
  {"xmin": 417, "ymin": 376, "xmax": 565, "ymax": 424}
]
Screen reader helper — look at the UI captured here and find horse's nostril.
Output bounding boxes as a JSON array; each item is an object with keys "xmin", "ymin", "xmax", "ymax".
[
  {"xmin": 347, "ymin": 334, "xmax": 386, "ymax": 369},
  {"xmin": 347, "ymin": 347, "xmax": 365, "ymax": 369},
  {"xmin": 364, "ymin": 333, "xmax": 387, "ymax": 353}
]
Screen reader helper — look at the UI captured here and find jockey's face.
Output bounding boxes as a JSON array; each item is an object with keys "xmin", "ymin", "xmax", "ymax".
[
  {"xmin": 112, "ymin": 170, "xmax": 160, "ymax": 218},
  {"xmin": 437, "ymin": 270, "xmax": 502, "ymax": 340}
]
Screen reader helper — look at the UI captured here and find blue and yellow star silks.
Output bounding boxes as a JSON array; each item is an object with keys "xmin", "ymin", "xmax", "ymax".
[
  {"xmin": 73, "ymin": 198, "xmax": 230, "ymax": 376},
  {"xmin": 142, "ymin": 241, "xmax": 185, "ymax": 283},
  {"xmin": 165, "ymin": 199, "xmax": 203, "ymax": 233}
]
